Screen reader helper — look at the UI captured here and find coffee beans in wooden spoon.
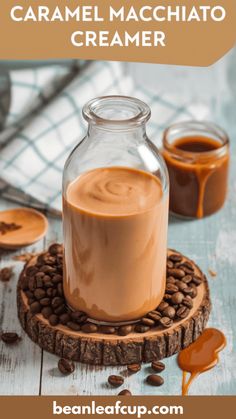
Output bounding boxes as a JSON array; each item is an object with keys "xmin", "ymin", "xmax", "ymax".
[{"xmin": 0, "ymin": 208, "xmax": 48, "ymax": 249}]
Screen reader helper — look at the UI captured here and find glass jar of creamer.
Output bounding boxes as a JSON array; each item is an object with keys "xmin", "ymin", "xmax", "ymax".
[{"xmin": 63, "ymin": 96, "xmax": 169, "ymax": 324}]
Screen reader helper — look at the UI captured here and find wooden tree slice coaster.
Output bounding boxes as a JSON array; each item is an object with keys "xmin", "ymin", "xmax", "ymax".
[{"xmin": 17, "ymin": 248, "xmax": 211, "ymax": 366}]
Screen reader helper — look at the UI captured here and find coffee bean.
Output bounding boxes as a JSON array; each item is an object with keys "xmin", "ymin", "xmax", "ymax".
[
  {"xmin": 151, "ymin": 361, "xmax": 165, "ymax": 373},
  {"xmin": 40, "ymin": 265, "xmax": 56, "ymax": 274},
  {"xmin": 58, "ymin": 358, "xmax": 75, "ymax": 375},
  {"xmin": 99, "ymin": 325, "xmax": 116, "ymax": 334},
  {"xmin": 49, "ymin": 243, "xmax": 63, "ymax": 256},
  {"xmin": 118, "ymin": 325, "xmax": 132, "ymax": 336},
  {"xmin": 164, "ymin": 293, "xmax": 172, "ymax": 301},
  {"xmin": 179, "ymin": 262, "xmax": 194, "ymax": 271},
  {"xmin": 1, "ymin": 332, "xmax": 20, "ymax": 344},
  {"xmin": 34, "ymin": 288, "xmax": 46, "ymax": 300},
  {"xmin": 183, "ymin": 286, "xmax": 195, "ymax": 297},
  {"xmin": 147, "ymin": 311, "xmax": 162, "ymax": 322},
  {"xmin": 182, "ymin": 296, "xmax": 193, "ymax": 309},
  {"xmin": 166, "ymin": 283, "xmax": 179, "ymax": 294},
  {"xmin": 162, "ymin": 306, "xmax": 176, "ymax": 319},
  {"xmin": 52, "ymin": 274, "xmax": 62, "ymax": 284},
  {"xmin": 127, "ymin": 363, "xmax": 141, "ymax": 374},
  {"xmin": 167, "ymin": 260, "xmax": 174, "ymax": 269},
  {"xmin": 191, "ymin": 276, "xmax": 202, "ymax": 286},
  {"xmin": 175, "ymin": 281, "xmax": 187, "ymax": 291},
  {"xmin": 57, "ymin": 283, "xmax": 63, "ymax": 296},
  {"xmin": 52, "ymin": 289, "xmax": 58, "ymax": 297},
  {"xmin": 46, "ymin": 288, "xmax": 54, "ymax": 298},
  {"xmin": 134, "ymin": 324, "xmax": 150, "ymax": 333},
  {"xmin": 118, "ymin": 389, "xmax": 132, "ymax": 396},
  {"xmin": 189, "ymin": 284, "xmax": 197, "ymax": 298},
  {"xmin": 54, "ymin": 304, "xmax": 66, "ymax": 315},
  {"xmin": 146, "ymin": 374, "xmax": 164, "ymax": 386},
  {"xmin": 168, "ymin": 254, "xmax": 182, "ymax": 263},
  {"xmin": 157, "ymin": 302, "xmax": 169, "ymax": 312},
  {"xmin": 28, "ymin": 298, "xmax": 36, "ymax": 305},
  {"xmin": 28, "ymin": 277, "xmax": 36, "ymax": 291},
  {"xmin": 59, "ymin": 313, "xmax": 71, "ymax": 325},
  {"xmin": 25, "ymin": 290, "xmax": 34, "ymax": 299},
  {"xmin": 141, "ymin": 317, "xmax": 155, "ymax": 326},
  {"xmin": 41, "ymin": 306, "xmax": 53, "ymax": 319},
  {"xmin": 21, "ymin": 277, "xmax": 29, "ymax": 291},
  {"xmin": 38, "ymin": 253, "xmax": 54, "ymax": 265},
  {"xmin": 40, "ymin": 298, "xmax": 51, "ymax": 306},
  {"xmin": 26, "ymin": 266, "xmax": 38, "ymax": 277},
  {"xmin": 108, "ymin": 375, "xmax": 124, "ymax": 387},
  {"xmin": 166, "ymin": 276, "xmax": 176, "ymax": 284},
  {"xmin": 71, "ymin": 311, "xmax": 87, "ymax": 324},
  {"xmin": 36, "ymin": 278, "xmax": 44, "ymax": 288},
  {"xmin": 30, "ymin": 301, "xmax": 41, "ymax": 314},
  {"xmin": 159, "ymin": 317, "xmax": 173, "ymax": 328},
  {"xmin": 67, "ymin": 321, "xmax": 80, "ymax": 331},
  {"xmin": 49, "ymin": 314, "xmax": 59, "ymax": 326},
  {"xmin": 52, "ymin": 297, "xmax": 64, "ymax": 309},
  {"xmin": 36, "ymin": 254, "xmax": 45, "ymax": 265},
  {"xmin": 182, "ymin": 275, "xmax": 193, "ymax": 284},
  {"xmin": 35, "ymin": 272, "xmax": 45, "ymax": 280},
  {"xmin": 176, "ymin": 306, "xmax": 190, "ymax": 319},
  {"xmin": 47, "ymin": 256, "xmax": 57, "ymax": 266},
  {"xmin": 171, "ymin": 292, "xmax": 184, "ymax": 305},
  {"xmin": 167, "ymin": 268, "xmax": 185, "ymax": 279},
  {"xmin": 182, "ymin": 267, "xmax": 195, "ymax": 275},
  {"xmin": 81, "ymin": 323, "xmax": 98, "ymax": 333},
  {"xmin": 43, "ymin": 275, "xmax": 53, "ymax": 288}
]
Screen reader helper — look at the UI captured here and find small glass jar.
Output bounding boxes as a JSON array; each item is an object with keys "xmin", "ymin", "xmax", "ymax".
[
  {"xmin": 162, "ymin": 121, "xmax": 230, "ymax": 219},
  {"xmin": 62, "ymin": 96, "xmax": 169, "ymax": 324}
]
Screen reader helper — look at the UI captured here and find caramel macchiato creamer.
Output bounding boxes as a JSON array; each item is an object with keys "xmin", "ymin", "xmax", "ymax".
[{"xmin": 63, "ymin": 166, "xmax": 169, "ymax": 323}]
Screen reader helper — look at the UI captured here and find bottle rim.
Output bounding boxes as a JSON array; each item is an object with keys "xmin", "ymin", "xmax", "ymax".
[
  {"xmin": 82, "ymin": 95, "xmax": 151, "ymax": 128},
  {"xmin": 163, "ymin": 120, "xmax": 229, "ymax": 162}
]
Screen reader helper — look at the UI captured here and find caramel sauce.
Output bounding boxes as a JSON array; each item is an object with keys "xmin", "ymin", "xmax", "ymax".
[
  {"xmin": 177, "ymin": 328, "xmax": 226, "ymax": 395},
  {"xmin": 163, "ymin": 136, "xmax": 229, "ymax": 218}
]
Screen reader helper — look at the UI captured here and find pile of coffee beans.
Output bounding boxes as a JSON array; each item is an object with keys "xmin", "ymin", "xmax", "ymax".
[{"xmin": 21, "ymin": 245, "xmax": 203, "ymax": 335}]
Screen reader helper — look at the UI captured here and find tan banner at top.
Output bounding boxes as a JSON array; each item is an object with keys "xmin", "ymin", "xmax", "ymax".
[{"xmin": 0, "ymin": 0, "xmax": 235, "ymax": 66}]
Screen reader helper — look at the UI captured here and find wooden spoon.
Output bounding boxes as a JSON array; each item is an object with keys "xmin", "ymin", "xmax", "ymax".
[{"xmin": 0, "ymin": 207, "xmax": 48, "ymax": 249}]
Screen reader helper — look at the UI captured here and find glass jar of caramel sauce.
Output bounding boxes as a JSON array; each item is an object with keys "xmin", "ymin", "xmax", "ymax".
[{"xmin": 162, "ymin": 121, "xmax": 230, "ymax": 219}]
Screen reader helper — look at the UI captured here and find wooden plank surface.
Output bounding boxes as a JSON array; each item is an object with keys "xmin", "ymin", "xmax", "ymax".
[
  {"xmin": 0, "ymin": 200, "xmax": 43, "ymax": 395},
  {"xmin": 1, "ymin": 134, "xmax": 236, "ymax": 396}
]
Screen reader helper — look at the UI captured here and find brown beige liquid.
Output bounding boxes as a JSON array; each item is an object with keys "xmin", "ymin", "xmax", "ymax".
[
  {"xmin": 63, "ymin": 166, "xmax": 168, "ymax": 323},
  {"xmin": 163, "ymin": 136, "xmax": 229, "ymax": 218},
  {"xmin": 178, "ymin": 328, "xmax": 226, "ymax": 395}
]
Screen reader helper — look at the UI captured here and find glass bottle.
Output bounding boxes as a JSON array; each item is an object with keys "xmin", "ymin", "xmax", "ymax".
[{"xmin": 63, "ymin": 96, "xmax": 169, "ymax": 324}]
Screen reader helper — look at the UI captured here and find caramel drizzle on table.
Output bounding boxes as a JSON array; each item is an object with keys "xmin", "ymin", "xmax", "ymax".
[{"xmin": 177, "ymin": 328, "xmax": 226, "ymax": 395}]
